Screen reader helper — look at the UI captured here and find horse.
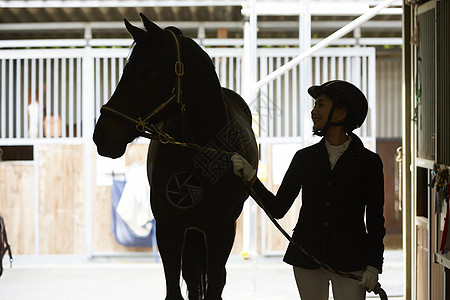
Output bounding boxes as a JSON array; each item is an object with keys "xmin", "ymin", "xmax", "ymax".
[{"xmin": 93, "ymin": 13, "xmax": 258, "ymax": 300}]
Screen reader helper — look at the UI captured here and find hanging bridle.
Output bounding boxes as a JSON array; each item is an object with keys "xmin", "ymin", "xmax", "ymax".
[{"xmin": 100, "ymin": 28, "xmax": 185, "ymax": 140}]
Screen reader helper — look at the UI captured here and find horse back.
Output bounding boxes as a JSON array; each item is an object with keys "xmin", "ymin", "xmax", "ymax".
[
  {"xmin": 221, "ymin": 88, "xmax": 252, "ymax": 125},
  {"xmin": 221, "ymin": 88, "xmax": 258, "ymax": 169}
]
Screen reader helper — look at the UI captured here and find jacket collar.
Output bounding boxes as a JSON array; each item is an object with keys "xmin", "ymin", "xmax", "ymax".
[
  {"xmin": 313, "ymin": 138, "xmax": 331, "ymax": 170},
  {"xmin": 346, "ymin": 132, "xmax": 364, "ymax": 156},
  {"xmin": 313, "ymin": 132, "xmax": 364, "ymax": 171}
]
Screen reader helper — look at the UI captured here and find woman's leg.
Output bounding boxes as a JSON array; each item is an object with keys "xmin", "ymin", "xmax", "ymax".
[
  {"xmin": 329, "ymin": 269, "xmax": 366, "ymax": 300},
  {"xmin": 293, "ymin": 267, "xmax": 329, "ymax": 300}
]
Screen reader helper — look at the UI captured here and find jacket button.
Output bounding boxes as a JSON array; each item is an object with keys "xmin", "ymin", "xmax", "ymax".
[
  {"xmin": 327, "ymin": 181, "xmax": 332, "ymax": 186},
  {"xmin": 325, "ymin": 202, "xmax": 331, "ymax": 207},
  {"xmin": 322, "ymin": 222, "xmax": 328, "ymax": 227}
]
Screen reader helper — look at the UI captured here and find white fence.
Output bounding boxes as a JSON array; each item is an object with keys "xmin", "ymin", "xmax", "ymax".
[
  {"xmin": 0, "ymin": 46, "xmax": 376, "ymax": 149},
  {"xmin": 0, "ymin": 49, "xmax": 84, "ymax": 142},
  {"xmin": 204, "ymin": 47, "xmax": 375, "ymax": 148},
  {"xmin": 0, "ymin": 44, "xmax": 376, "ymax": 257}
]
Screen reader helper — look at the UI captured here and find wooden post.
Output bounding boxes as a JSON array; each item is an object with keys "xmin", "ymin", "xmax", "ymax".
[{"xmin": 402, "ymin": 2, "xmax": 413, "ymax": 299}]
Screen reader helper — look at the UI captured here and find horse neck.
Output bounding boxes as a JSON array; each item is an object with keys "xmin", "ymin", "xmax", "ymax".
[{"xmin": 181, "ymin": 72, "xmax": 228, "ymax": 144}]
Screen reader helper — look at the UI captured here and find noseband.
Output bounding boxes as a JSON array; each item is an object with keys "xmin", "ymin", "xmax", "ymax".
[{"xmin": 100, "ymin": 28, "xmax": 185, "ymax": 139}]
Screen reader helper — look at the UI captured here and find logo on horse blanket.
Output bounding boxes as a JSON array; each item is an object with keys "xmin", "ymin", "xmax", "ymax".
[
  {"xmin": 193, "ymin": 117, "xmax": 253, "ymax": 183},
  {"xmin": 166, "ymin": 172, "xmax": 203, "ymax": 209}
]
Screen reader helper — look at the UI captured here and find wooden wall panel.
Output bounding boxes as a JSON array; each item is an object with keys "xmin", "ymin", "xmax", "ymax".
[
  {"xmin": 376, "ymin": 51, "xmax": 402, "ymax": 138},
  {"xmin": 264, "ymin": 199, "xmax": 301, "ymax": 253},
  {"xmin": 38, "ymin": 144, "xmax": 84, "ymax": 254},
  {"xmin": 93, "ymin": 184, "xmax": 115, "ymax": 252},
  {"xmin": 416, "ymin": 217, "xmax": 428, "ymax": 300},
  {"xmin": 377, "ymin": 139, "xmax": 403, "ymax": 249},
  {"xmin": 0, "ymin": 163, "xmax": 35, "ymax": 254},
  {"xmin": 262, "ymin": 144, "xmax": 302, "ymax": 253}
]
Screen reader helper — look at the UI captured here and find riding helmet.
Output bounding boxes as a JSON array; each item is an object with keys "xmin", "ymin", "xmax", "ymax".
[{"xmin": 308, "ymin": 80, "xmax": 368, "ymax": 132}]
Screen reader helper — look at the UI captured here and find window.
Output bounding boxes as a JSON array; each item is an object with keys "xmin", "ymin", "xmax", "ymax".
[{"xmin": 0, "ymin": 146, "xmax": 33, "ymax": 161}]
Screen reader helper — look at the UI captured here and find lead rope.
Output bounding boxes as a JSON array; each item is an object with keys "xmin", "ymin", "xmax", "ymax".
[
  {"xmin": 135, "ymin": 127, "xmax": 386, "ymax": 299},
  {"xmin": 148, "ymin": 123, "xmax": 389, "ymax": 299},
  {"xmin": 239, "ymin": 171, "xmax": 388, "ymax": 300}
]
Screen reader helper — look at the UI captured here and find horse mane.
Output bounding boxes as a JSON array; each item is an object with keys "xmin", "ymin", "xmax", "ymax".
[
  {"xmin": 177, "ymin": 33, "xmax": 218, "ymax": 80},
  {"xmin": 125, "ymin": 41, "xmax": 136, "ymax": 64},
  {"xmin": 164, "ymin": 26, "xmax": 183, "ymax": 36},
  {"xmin": 123, "ymin": 23, "xmax": 226, "ymax": 143},
  {"xmin": 127, "ymin": 26, "xmax": 218, "ymax": 84}
]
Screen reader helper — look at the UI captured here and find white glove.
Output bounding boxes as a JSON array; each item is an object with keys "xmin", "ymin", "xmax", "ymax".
[
  {"xmin": 360, "ymin": 266, "xmax": 379, "ymax": 291},
  {"xmin": 231, "ymin": 153, "xmax": 256, "ymax": 182}
]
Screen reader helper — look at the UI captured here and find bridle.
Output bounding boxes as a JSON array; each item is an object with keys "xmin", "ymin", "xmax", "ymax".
[
  {"xmin": 99, "ymin": 28, "xmax": 231, "ymax": 152},
  {"xmin": 100, "ymin": 28, "xmax": 185, "ymax": 140}
]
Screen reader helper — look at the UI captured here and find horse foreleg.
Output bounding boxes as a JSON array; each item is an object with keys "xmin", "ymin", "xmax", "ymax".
[
  {"xmin": 182, "ymin": 229, "xmax": 207, "ymax": 300},
  {"xmin": 156, "ymin": 221, "xmax": 185, "ymax": 300},
  {"xmin": 204, "ymin": 222, "xmax": 236, "ymax": 300}
]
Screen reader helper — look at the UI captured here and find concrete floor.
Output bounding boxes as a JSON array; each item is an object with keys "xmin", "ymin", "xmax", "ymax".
[{"xmin": 0, "ymin": 250, "xmax": 403, "ymax": 300}]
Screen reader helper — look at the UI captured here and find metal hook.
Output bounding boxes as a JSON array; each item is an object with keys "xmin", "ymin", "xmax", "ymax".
[
  {"xmin": 136, "ymin": 118, "xmax": 148, "ymax": 132},
  {"xmin": 175, "ymin": 61, "xmax": 184, "ymax": 76},
  {"xmin": 159, "ymin": 132, "xmax": 175, "ymax": 144}
]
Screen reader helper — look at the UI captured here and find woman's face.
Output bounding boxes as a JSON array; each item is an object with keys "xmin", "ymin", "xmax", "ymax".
[
  {"xmin": 311, "ymin": 94, "xmax": 347, "ymax": 132},
  {"xmin": 311, "ymin": 94, "xmax": 333, "ymax": 132}
]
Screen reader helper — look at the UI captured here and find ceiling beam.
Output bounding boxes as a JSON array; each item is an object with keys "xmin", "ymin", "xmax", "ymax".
[
  {"xmin": 0, "ymin": 0, "xmax": 402, "ymax": 15},
  {"xmin": 0, "ymin": 20, "xmax": 402, "ymax": 32},
  {"xmin": 254, "ymin": 1, "xmax": 402, "ymax": 16},
  {"xmin": 0, "ymin": 0, "xmax": 243, "ymax": 8}
]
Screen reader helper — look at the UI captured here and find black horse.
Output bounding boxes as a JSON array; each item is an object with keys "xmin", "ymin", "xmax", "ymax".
[{"xmin": 93, "ymin": 14, "xmax": 258, "ymax": 300}]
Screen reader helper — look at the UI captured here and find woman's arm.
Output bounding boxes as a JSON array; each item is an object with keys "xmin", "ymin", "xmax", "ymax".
[
  {"xmin": 365, "ymin": 154, "xmax": 386, "ymax": 272},
  {"xmin": 232, "ymin": 152, "xmax": 303, "ymax": 219}
]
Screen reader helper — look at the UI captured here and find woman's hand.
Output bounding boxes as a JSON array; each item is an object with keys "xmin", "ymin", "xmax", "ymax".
[
  {"xmin": 231, "ymin": 153, "xmax": 256, "ymax": 183},
  {"xmin": 360, "ymin": 265, "xmax": 379, "ymax": 291}
]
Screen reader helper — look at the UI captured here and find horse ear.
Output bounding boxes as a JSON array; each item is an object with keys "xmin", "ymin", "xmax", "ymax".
[
  {"xmin": 140, "ymin": 13, "xmax": 164, "ymax": 35},
  {"xmin": 124, "ymin": 18, "xmax": 146, "ymax": 43}
]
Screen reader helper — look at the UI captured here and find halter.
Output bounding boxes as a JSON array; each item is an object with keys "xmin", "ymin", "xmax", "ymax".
[{"xmin": 100, "ymin": 28, "xmax": 185, "ymax": 139}]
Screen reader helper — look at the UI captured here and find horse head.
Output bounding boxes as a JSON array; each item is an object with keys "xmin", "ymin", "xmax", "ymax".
[{"xmin": 93, "ymin": 14, "xmax": 187, "ymax": 158}]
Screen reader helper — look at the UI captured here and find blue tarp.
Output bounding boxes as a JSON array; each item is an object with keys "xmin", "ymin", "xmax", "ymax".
[{"xmin": 111, "ymin": 179, "xmax": 156, "ymax": 248}]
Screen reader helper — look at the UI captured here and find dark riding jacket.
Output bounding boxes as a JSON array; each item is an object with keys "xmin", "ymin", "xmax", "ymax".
[{"xmin": 252, "ymin": 132, "xmax": 385, "ymax": 272}]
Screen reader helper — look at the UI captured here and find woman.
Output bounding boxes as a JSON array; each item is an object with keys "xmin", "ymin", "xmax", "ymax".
[{"xmin": 231, "ymin": 80, "xmax": 385, "ymax": 300}]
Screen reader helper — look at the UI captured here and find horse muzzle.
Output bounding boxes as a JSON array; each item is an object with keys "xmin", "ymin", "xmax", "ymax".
[{"xmin": 93, "ymin": 125, "xmax": 127, "ymax": 159}]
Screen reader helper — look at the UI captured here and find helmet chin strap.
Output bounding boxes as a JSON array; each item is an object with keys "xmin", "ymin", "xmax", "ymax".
[{"xmin": 313, "ymin": 101, "xmax": 346, "ymax": 136}]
